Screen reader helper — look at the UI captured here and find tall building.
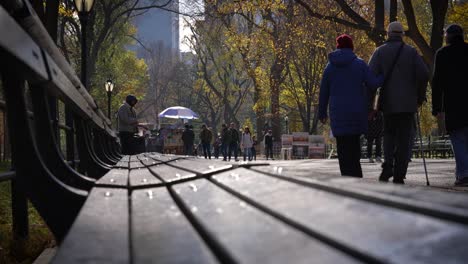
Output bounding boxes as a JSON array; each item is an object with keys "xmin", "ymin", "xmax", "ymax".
[{"xmin": 133, "ymin": 0, "xmax": 179, "ymax": 53}]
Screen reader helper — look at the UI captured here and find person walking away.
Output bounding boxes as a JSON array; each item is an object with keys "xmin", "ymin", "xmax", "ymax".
[
  {"xmin": 214, "ymin": 133, "xmax": 222, "ymax": 159},
  {"xmin": 199, "ymin": 125, "xmax": 213, "ymax": 159},
  {"xmin": 118, "ymin": 95, "xmax": 140, "ymax": 155},
  {"xmin": 228, "ymin": 122, "xmax": 240, "ymax": 161},
  {"xmin": 369, "ymin": 21, "xmax": 430, "ymax": 184},
  {"xmin": 318, "ymin": 34, "xmax": 383, "ymax": 177},
  {"xmin": 241, "ymin": 127, "xmax": 253, "ymax": 161},
  {"xmin": 182, "ymin": 124, "xmax": 195, "ymax": 155},
  {"xmin": 367, "ymin": 110, "xmax": 383, "ymax": 163},
  {"xmin": 264, "ymin": 130, "xmax": 274, "ymax": 160},
  {"xmin": 432, "ymin": 24, "xmax": 468, "ymax": 186},
  {"xmin": 252, "ymin": 135, "xmax": 257, "ymax": 161},
  {"xmin": 220, "ymin": 124, "xmax": 230, "ymax": 161}
]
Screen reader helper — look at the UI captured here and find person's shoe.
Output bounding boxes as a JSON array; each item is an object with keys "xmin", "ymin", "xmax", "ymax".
[
  {"xmin": 454, "ymin": 178, "xmax": 468, "ymax": 187},
  {"xmin": 375, "ymin": 156, "xmax": 382, "ymax": 163},
  {"xmin": 393, "ymin": 178, "xmax": 405, "ymax": 184},
  {"xmin": 369, "ymin": 158, "xmax": 375, "ymax": 163},
  {"xmin": 379, "ymin": 165, "xmax": 393, "ymax": 182}
]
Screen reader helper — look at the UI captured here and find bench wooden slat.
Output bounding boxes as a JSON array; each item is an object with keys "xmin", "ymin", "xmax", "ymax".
[
  {"xmin": 131, "ymin": 156, "xmax": 142, "ymax": 162},
  {"xmin": 95, "ymin": 169, "xmax": 128, "ymax": 187},
  {"xmin": 114, "ymin": 161, "xmax": 130, "ymax": 169},
  {"xmin": 172, "ymin": 179, "xmax": 359, "ymax": 264},
  {"xmin": 138, "ymin": 156, "xmax": 163, "ymax": 167},
  {"xmin": 252, "ymin": 166, "xmax": 468, "ymax": 222},
  {"xmin": 129, "ymin": 168, "xmax": 163, "ymax": 187},
  {"xmin": 129, "ymin": 161, "xmax": 146, "ymax": 169},
  {"xmin": 213, "ymin": 168, "xmax": 468, "ymax": 263},
  {"xmin": 0, "ymin": 6, "xmax": 48, "ymax": 81},
  {"xmin": 145, "ymin": 154, "xmax": 181, "ymax": 162},
  {"xmin": 52, "ymin": 188, "xmax": 129, "ymax": 264},
  {"xmin": 167, "ymin": 159, "xmax": 233, "ymax": 175},
  {"xmin": 149, "ymin": 164, "xmax": 197, "ymax": 183},
  {"xmin": 120, "ymin": 156, "xmax": 130, "ymax": 162},
  {"xmin": 298, "ymin": 174, "xmax": 468, "ymax": 211},
  {"xmin": 131, "ymin": 187, "xmax": 218, "ymax": 263}
]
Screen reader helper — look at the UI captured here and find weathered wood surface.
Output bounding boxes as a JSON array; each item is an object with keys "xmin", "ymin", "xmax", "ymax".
[{"xmin": 53, "ymin": 154, "xmax": 468, "ymax": 264}]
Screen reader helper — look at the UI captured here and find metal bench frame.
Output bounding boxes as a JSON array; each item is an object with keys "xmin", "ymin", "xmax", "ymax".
[{"xmin": 0, "ymin": 1, "xmax": 119, "ymax": 242}]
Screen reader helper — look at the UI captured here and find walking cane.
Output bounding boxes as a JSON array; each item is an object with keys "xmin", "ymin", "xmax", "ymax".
[{"xmin": 416, "ymin": 111, "xmax": 430, "ymax": 186}]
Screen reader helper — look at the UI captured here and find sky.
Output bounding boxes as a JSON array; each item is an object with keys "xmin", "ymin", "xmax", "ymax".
[{"xmin": 178, "ymin": 0, "xmax": 203, "ymax": 52}]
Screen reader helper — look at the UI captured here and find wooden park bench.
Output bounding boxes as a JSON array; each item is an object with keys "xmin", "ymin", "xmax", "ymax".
[{"xmin": 2, "ymin": 2, "xmax": 468, "ymax": 264}]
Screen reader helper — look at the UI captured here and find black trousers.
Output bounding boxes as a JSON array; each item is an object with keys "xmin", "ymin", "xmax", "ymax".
[
  {"xmin": 119, "ymin": 132, "xmax": 134, "ymax": 155},
  {"xmin": 367, "ymin": 136, "xmax": 382, "ymax": 158},
  {"xmin": 265, "ymin": 144, "xmax": 273, "ymax": 159},
  {"xmin": 335, "ymin": 135, "xmax": 363, "ymax": 177},
  {"xmin": 382, "ymin": 113, "xmax": 414, "ymax": 180}
]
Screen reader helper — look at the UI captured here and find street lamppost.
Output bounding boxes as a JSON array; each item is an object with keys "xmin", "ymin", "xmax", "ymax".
[
  {"xmin": 74, "ymin": 0, "xmax": 95, "ymax": 89},
  {"xmin": 105, "ymin": 79, "xmax": 114, "ymax": 119},
  {"xmin": 285, "ymin": 116, "xmax": 289, "ymax": 134}
]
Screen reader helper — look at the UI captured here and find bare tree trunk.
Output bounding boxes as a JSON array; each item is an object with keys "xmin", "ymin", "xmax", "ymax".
[
  {"xmin": 389, "ymin": 0, "xmax": 398, "ymax": 22},
  {"xmin": 254, "ymin": 87, "xmax": 264, "ymax": 141},
  {"xmin": 429, "ymin": 0, "xmax": 449, "ymax": 55},
  {"xmin": 270, "ymin": 62, "xmax": 283, "ymax": 142}
]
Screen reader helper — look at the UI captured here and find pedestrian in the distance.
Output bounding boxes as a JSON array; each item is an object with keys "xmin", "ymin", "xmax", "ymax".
[
  {"xmin": 181, "ymin": 124, "xmax": 195, "ymax": 155},
  {"xmin": 264, "ymin": 130, "xmax": 274, "ymax": 160},
  {"xmin": 199, "ymin": 124, "xmax": 213, "ymax": 159},
  {"xmin": 369, "ymin": 21, "xmax": 430, "ymax": 184},
  {"xmin": 432, "ymin": 24, "xmax": 468, "ymax": 187},
  {"xmin": 252, "ymin": 135, "xmax": 257, "ymax": 161},
  {"xmin": 220, "ymin": 124, "xmax": 230, "ymax": 161},
  {"xmin": 117, "ymin": 95, "xmax": 140, "ymax": 155},
  {"xmin": 366, "ymin": 110, "xmax": 383, "ymax": 163},
  {"xmin": 241, "ymin": 127, "xmax": 253, "ymax": 161},
  {"xmin": 228, "ymin": 122, "xmax": 240, "ymax": 161},
  {"xmin": 318, "ymin": 34, "xmax": 383, "ymax": 177}
]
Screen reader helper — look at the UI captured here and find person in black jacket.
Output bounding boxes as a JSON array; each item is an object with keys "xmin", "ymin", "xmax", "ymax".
[
  {"xmin": 264, "ymin": 130, "xmax": 274, "ymax": 160},
  {"xmin": 220, "ymin": 124, "xmax": 230, "ymax": 161},
  {"xmin": 228, "ymin": 122, "xmax": 240, "ymax": 161},
  {"xmin": 181, "ymin": 124, "xmax": 195, "ymax": 155},
  {"xmin": 432, "ymin": 24, "xmax": 468, "ymax": 187}
]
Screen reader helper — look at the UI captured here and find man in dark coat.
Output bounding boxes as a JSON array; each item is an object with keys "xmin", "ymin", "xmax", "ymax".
[
  {"xmin": 369, "ymin": 21, "xmax": 429, "ymax": 184},
  {"xmin": 117, "ymin": 95, "xmax": 140, "ymax": 155},
  {"xmin": 264, "ymin": 130, "xmax": 274, "ymax": 160},
  {"xmin": 199, "ymin": 124, "xmax": 213, "ymax": 159},
  {"xmin": 228, "ymin": 122, "xmax": 240, "ymax": 161},
  {"xmin": 432, "ymin": 24, "xmax": 468, "ymax": 186},
  {"xmin": 181, "ymin": 124, "xmax": 195, "ymax": 155}
]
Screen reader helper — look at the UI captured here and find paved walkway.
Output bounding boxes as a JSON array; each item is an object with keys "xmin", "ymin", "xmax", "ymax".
[{"xmin": 255, "ymin": 159, "xmax": 468, "ymax": 193}]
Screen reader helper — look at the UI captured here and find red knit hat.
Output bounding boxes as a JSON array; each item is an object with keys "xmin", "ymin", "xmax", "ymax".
[{"xmin": 336, "ymin": 34, "xmax": 354, "ymax": 50}]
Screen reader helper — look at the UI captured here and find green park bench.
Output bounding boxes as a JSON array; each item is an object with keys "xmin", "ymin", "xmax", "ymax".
[{"xmin": 1, "ymin": 2, "xmax": 468, "ymax": 264}]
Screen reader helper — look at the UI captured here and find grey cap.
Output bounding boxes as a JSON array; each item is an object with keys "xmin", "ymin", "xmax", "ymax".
[{"xmin": 387, "ymin": 21, "xmax": 405, "ymax": 37}]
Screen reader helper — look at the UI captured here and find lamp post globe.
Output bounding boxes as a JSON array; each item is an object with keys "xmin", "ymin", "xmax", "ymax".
[
  {"xmin": 105, "ymin": 79, "xmax": 114, "ymax": 119},
  {"xmin": 74, "ymin": 0, "xmax": 95, "ymax": 90},
  {"xmin": 284, "ymin": 116, "xmax": 289, "ymax": 134}
]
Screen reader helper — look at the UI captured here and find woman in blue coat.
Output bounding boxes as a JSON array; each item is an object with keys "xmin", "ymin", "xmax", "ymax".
[{"xmin": 318, "ymin": 34, "xmax": 383, "ymax": 177}]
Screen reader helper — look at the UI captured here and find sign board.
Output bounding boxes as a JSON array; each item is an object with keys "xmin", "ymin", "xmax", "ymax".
[{"xmin": 281, "ymin": 134, "xmax": 293, "ymax": 147}]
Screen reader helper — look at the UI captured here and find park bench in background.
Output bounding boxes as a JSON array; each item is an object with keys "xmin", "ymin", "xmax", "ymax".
[{"xmin": 2, "ymin": 1, "xmax": 468, "ymax": 264}]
